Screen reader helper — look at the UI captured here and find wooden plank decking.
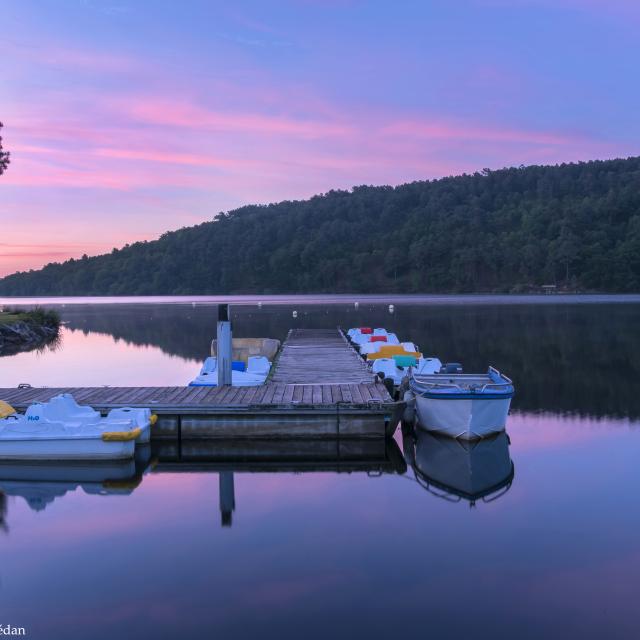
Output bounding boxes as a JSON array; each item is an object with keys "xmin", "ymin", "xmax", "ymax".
[
  {"xmin": 0, "ymin": 382, "xmax": 391, "ymax": 414},
  {"xmin": 270, "ymin": 328, "xmax": 376, "ymax": 384},
  {"xmin": 0, "ymin": 329, "xmax": 397, "ymax": 438}
]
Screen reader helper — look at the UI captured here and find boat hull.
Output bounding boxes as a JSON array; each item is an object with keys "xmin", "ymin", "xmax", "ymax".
[
  {"xmin": 414, "ymin": 394, "xmax": 512, "ymax": 440},
  {"xmin": 0, "ymin": 437, "xmax": 135, "ymax": 461}
]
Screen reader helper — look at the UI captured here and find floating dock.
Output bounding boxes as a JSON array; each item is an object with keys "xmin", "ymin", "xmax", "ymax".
[{"xmin": 0, "ymin": 329, "xmax": 398, "ymax": 439}]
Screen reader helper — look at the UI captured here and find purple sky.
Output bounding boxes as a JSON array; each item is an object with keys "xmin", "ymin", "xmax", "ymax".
[{"xmin": 1, "ymin": 0, "xmax": 639, "ymax": 275}]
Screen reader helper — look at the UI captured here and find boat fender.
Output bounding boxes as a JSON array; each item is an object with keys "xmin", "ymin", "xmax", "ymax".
[
  {"xmin": 401, "ymin": 390, "xmax": 415, "ymax": 422},
  {"xmin": 150, "ymin": 414, "xmax": 158, "ymax": 426},
  {"xmin": 102, "ymin": 427, "xmax": 142, "ymax": 442},
  {"xmin": 0, "ymin": 401, "xmax": 16, "ymax": 419}
]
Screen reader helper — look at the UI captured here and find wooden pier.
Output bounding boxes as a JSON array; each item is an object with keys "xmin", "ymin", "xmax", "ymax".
[{"xmin": 0, "ymin": 329, "xmax": 398, "ymax": 439}]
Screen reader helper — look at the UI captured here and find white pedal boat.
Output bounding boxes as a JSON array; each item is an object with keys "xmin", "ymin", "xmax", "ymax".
[
  {"xmin": 372, "ymin": 357, "xmax": 442, "ymax": 386},
  {"xmin": 349, "ymin": 331, "xmax": 400, "ymax": 348},
  {"xmin": 410, "ymin": 366, "xmax": 514, "ymax": 440},
  {"xmin": 189, "ymin": 356, "xmax": 271, "ymax": 387},
  {"xmin": 359, "ymin": 339, "xmax": 416, "ymax": 356},
  {"xmin": 0, "ymin": 418, "xmax": 139, "ymax": 461},
  {"xmin": 23, "ymin": 394, "xmax": 153, "ymax": 444},
  {"xmin": 0, "ymin": 394, "xmax": 153, "ymax": 460}
]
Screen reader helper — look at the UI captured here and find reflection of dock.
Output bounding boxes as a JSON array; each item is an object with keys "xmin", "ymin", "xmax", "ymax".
[
  {"xmin": 152, "ymin": 437, "xmax": 407, "ymax": 528},
  {"xmin": 0, "ymin": 329, "xmax": 397, "ymax": 438},
  {"xmin": 0, "ymin": 438, "xmax": 406, "ymax": 529},
  {"xmin": 150, "ymin": 438, "xmax": 406, "ymax": 474}
]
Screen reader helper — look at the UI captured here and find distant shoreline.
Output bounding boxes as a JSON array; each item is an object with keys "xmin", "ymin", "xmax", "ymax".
[{"xmin": 1, "ymin": 293, "xmax": 639, "ymax": 306}]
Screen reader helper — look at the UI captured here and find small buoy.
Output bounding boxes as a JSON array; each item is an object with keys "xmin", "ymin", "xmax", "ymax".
[
  {"xmin": 293, "ymin": 310, "xmax": 298, "ymax": 318},
  {"xmin": 354, "ymin": 301, "xmax": 359, "ymax": 309},
  {"xmin": 388, "ymin": 304, "xmax": 394, "ymax": 313}
]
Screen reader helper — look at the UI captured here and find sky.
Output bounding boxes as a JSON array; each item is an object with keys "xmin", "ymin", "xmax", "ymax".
[{"xmin": 1, "ymin": 0, "xmax": 639, "ymax": 276}]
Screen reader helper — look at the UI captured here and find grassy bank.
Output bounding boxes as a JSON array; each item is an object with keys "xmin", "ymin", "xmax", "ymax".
[{"xmin": 0, "ymin": 307, "xmax": 60, "ymax": 328}]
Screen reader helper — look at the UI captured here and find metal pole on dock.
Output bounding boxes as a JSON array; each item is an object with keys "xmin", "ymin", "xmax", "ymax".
[
  {"xmin": 217, "ymin": 304, "xmax": 232, "ymax": 387},
  {"xmin": 219, "ymin": 471, "xmax": 235, "ymax": 527}
]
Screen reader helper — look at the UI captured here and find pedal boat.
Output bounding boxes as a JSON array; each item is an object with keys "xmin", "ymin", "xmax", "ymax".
[
  {"xmin": 366, "ymin": 343, "xmax": 422, "ymax": 361},
  {"xmin": 358, "ymin": 335, "xmax": 403, "ymax": 355},
  {"xmin": 0, "ymin": 394, "xmax": 154, "ymax": 460},
  {"xmin": 0, "ymin": 416, "xmax": 140, "ymax": 461},
  {"xmin": 22, "ymin": 394, "xmax": 154, "ymax": 444},
  {"xmin": 409, "ymin": 367, "xmax": 514, "ymax": 440},
  {"xmin": 189, "ymin": 356, "xmax": 271, "ymax": 387},
  {"xmin": 347, "ymin": 328, "xmax": 400, "ymax": 348},
  {"xmin": 372, "ymin": 357, "xmax": 442, "ymax": 386}
]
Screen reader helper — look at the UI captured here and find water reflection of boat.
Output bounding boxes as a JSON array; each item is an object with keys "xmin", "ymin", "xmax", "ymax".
[
  {"xmin": 0, "ymin": 445, "xmax": 152, "ymax": 512},
  {"xmin": 403, "ymin": 425, "xmax": 514, "ymax": 505}
]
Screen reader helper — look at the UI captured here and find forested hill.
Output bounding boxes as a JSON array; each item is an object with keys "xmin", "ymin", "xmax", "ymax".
[{"xmin": 2, "ymin": 156, "xmax": 640, "ymax": 295}]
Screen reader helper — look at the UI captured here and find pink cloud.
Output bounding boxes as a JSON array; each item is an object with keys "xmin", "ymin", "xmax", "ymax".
[
  {"xmin": 123, "ymin": 98, "xmax": 351, "ymax": 138},
  {"xmin": 93, "ymin": 147, "xmax": 247, "ymax": 169},
  {"xmin": 0, "ymin": 243, "xmax": 107, "ymax": 274},
  {"xmin": 1, "ymin": 154, "xmax": 210, "ymax": 190}
]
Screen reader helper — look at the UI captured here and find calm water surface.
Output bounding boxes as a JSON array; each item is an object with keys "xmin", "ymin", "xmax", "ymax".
[{"xmin": 0, "ymin": 296, "xmax": 639, "ymax": 639}]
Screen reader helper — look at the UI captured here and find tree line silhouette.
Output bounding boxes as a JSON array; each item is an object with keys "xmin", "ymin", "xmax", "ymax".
[{"xmin": 1, "ymin": 156, "xmax": 639, "ymax": 295}]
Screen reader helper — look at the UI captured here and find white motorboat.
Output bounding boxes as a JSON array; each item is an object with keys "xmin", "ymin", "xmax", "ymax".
[
  {"xmin": 189, "ymin": 356, "xmax": 271, "ymax": 387},
  {"xmin": 414, "ymin": 357, "xmax": 443, "ymax": 375},
  {"xmin": 410, "ymin": 366, "xmax": 514, "ymax": 440}
]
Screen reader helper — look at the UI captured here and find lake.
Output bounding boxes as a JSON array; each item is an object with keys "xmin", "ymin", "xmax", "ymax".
[{"xmin": 0, "ymin": 295, "xmax": 639, "ymax": 639}]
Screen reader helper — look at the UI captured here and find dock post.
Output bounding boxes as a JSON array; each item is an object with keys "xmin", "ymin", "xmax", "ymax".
[
  {"xmin": 217, "ymin": 304, "xmax": 232, "ymax": 386},
  {"xmin": 219, "ymin": 471, "xmax": 235, "ymax": 527}
]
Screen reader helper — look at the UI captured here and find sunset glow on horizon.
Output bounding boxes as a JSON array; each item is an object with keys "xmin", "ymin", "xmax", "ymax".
[{"xmin": 1, "ymin": 0, "xmax": 639, "ymax": 275}]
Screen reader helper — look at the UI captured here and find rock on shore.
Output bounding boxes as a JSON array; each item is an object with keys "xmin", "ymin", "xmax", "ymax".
[{"xmin": 0, "ymin": 320, "xmax": 59, "ymax": 355}]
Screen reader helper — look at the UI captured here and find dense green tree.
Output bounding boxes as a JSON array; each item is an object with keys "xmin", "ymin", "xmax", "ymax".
[
  {"xmin": 1, "ymin": 156, "xmax": 640, "ymax": 295},
  {"xmin": 0, "ymin": 122, "xmax": 9, "ymax": 175}
]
